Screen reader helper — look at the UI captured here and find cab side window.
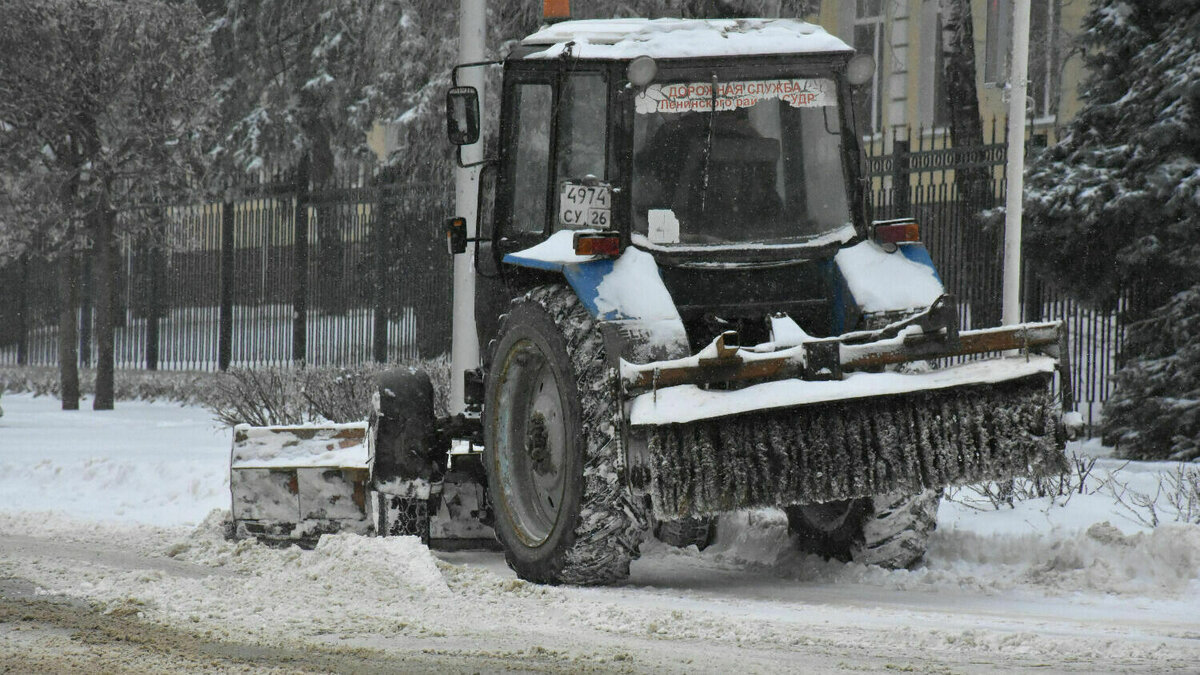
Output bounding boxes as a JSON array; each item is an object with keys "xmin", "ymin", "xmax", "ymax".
[
  {"xmin": 555, "ymin": 73, "xmax": 607, "ymax": 184},
  {"xmin": 510, "ymin": 83, "xmax": 553, "ymax": 233}
]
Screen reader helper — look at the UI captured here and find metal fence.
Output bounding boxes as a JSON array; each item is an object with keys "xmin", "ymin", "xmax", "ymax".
[
  {"xmin": 0, "ymin": 130, "xmax": 1126, "ymax": 427},
  {"xmin": 0, "ymin": 168, "xmax": 453, "ymax": 371},
  {"xmin": 864, "ymin": 123, "xmax": 1125, "ymax": 428}
]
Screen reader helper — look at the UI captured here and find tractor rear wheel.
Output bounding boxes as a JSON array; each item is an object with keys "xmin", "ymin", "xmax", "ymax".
[
  {"xmin": 484, "ymin": 285, "xmax": 645, "ymax": 585},
  {"xmin": 785, "ymin": 490, "xmax": 940, "ymax": 569},
  {"xmin": 653, "ymin": 517, "xmax": 716, "ymax": 551},
  {"xmin": 373, "ymin": 369, "xmax": 440, "ymax": 542}
]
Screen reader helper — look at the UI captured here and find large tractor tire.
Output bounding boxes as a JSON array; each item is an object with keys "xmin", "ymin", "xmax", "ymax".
[
  {"xmin": 785, "ymin": 490, "xmax": 940, "ymax": 570},
  {"xmin": 484, "ymin": 285, "xmax": 645, "ymax": 585},
  {"xmin": 373, "ymin": 369, "xmax": 440, "ymax": 542},
  {"xmin": 653, "ymin": 517, "xmax": 716, "ymax": 551},
  {"xmin": 374, "ymin": 369, "xmax": 439, "ymax": 482}
]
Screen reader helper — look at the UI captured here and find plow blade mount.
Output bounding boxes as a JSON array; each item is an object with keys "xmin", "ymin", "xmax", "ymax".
[
  {"xmin": 230, "ymin": 423, "xmax": 372, "ymax": 545},
  {"xmin": 644, "ymin": 369, "xmax": 1065, "ymax": 518}
]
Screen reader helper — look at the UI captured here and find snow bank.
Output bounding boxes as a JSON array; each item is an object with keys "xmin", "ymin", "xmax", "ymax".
[
  {"xmin": 0, "ymin": 393, "xmax": 229, "ymax": 527},
  {"xmin": 695, "ymin": 503, "xmax": 1200, "ymax": 598}
]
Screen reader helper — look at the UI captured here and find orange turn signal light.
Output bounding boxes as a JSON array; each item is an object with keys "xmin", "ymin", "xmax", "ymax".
[
  {"xmin": 446, "ymin": 217, "xmax": 467, "ymax": 255},
  {"xmin": 573, "ymin": 233, "xmax": 621, "ymax": 257},
  {"xmin": 543, "ymin": 0, "xmax": 570, "ymax": 20},
  {"xmin": 873, "ymin": 221, "xmax": 920, "ymax": 245}
]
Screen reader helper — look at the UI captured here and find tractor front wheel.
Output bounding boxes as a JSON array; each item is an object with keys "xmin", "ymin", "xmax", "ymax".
[{"xmin": 484, "ymin": 285, "xmax": 645, "ymax": 585}]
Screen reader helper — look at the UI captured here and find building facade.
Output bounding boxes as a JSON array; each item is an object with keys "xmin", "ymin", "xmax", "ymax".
[{"xmin": 810, "ymin": 0, "xmax": 1086, "ymax": 142}]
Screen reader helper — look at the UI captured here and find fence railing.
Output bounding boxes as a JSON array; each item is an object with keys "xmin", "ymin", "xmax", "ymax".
[
  {"xmin": 0, "ymin": 131, "xmax": 1126, "ymax": 430},
  {"xmin": 0, "ymin": 168, "xmax": 453, "ymax": 371},
  {"xmin": 864, "ymin": 123, "xmax": 1123, "ymax": 428}
]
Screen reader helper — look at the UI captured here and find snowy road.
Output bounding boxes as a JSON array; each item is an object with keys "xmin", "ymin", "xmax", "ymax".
[{"xmin": 2, "ymin": 393, "xmax": 1199, "ymax": 672}]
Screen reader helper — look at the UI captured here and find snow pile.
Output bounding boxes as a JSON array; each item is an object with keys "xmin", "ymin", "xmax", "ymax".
[
  {"xmin": 230, "ymin": 422, "xmax": 369, "ymax": 468},
  {"xmin": 691, "ymin": 505, "xmax": 1200, "ymax": 598},
  {"xmin": 0, "ymin": 393, "xmax": 229, "ymax": 527},
  {"xmin": 3, "ymin": 510, "xmax": 459, "ymax": 643},
  {"xmin": 931, "ymin": 522, "xmax": 1200, "ymax": 596}
]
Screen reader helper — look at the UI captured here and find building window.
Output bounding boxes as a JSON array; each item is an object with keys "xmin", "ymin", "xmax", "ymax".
[
  {"xmin": 985, "ymin": 0, "xmax": 1059, "ymax": 118},
  {"xmin": 852, "ymin": 0, "xmax": 885, "ymax": 134}
]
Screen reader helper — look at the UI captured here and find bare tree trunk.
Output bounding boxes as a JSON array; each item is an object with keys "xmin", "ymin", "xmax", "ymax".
[
  {"xmin": 93, "ymin": 206, "xmax": 116, "ymax": 410},
  {"xmin": 306, "ymin": 121, "xmax": 346, "ymax": 316},
  {"xmin": 940, "ymin": 0, "xmax": 987, "ymax": 171},
  {"xmin": 58, "ymin": 253, "xmax": 80, "ymax": 410}
]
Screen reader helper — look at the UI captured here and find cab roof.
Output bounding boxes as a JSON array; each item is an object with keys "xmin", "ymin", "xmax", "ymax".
[{"xmin": 519, "ymin": 18, "xmax": 852, "ymax": 61}]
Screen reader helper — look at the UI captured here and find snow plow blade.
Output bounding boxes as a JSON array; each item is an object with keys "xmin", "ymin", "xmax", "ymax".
[
  {"xmin": 229, "ymin": 423, "xmax": 372, "ymax": 545},
  {"xmin": 623, "ymin": 318, "xmax": 1072, "ymax": 518}
]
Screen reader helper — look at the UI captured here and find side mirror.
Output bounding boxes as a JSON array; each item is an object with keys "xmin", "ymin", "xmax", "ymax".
[{"xmin": 446, "ymin": 87, "xmax": 481, "ymax": 146}]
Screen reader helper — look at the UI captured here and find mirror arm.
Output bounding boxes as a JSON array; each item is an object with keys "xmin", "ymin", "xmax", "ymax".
[
  {"xmin": 455, "ymin": 148, "xmax": 496, "ymax": 169},
  {"xmin": 452, "ymin": 60, "xmax": 503, "ymax": 87}
]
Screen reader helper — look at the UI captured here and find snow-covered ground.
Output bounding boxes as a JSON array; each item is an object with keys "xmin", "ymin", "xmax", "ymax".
[{"xmin": 2, "ymin": 391, "xmax": 1199, "ymax": 672}]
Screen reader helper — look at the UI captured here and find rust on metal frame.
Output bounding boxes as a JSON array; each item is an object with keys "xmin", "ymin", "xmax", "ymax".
[{"xmin": 625, "ymin": 321, "xmax": 1063, "ymax": 393}]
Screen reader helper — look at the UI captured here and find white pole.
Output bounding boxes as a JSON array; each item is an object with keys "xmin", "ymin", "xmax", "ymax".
[
  {"xmin": 450, "ymin": 0, "xmax": 485, "ymax": 415},
  {"xmin": 1002, "ymin": 0, "xmax": 1032, "ymax": 326}
]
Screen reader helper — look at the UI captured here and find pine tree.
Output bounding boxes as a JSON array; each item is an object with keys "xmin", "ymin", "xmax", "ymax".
[
  {"xmin": 1023, "ymin": 0, "xmax": 1200, "ymax": 459},
  {"xmin": 1024, "ymin": 1, "xmax": 1200, "ymax": 316},
  {"xmin": 1103, "ymin": 285, "xmax": 1200, "ymax": 461}
]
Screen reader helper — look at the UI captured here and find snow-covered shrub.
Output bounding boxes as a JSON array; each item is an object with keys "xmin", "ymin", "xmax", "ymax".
[
  {"xmin": 1102, "ymin": 286, "xmax": 1200, "ymax": 461},
  {"xmin": 945, "ymin": 452, "xmax": 1100, "ymax": 510},
  {"xmin": 204, "ymin": 358, "xmax": 450, "ymax": 427},
  {"xmin": 205, "ymin": 368, "xmax": 308, "ymax": 427},
  {"xmin": 0, "ymin": 366, "xmax": 219, "ymax": 405},
  {"xmin": 1105, "ymin": 463, "xmax": 1200, "ymax": 528}
]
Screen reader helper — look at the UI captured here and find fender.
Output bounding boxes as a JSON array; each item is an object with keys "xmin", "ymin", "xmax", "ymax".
[
  {"xmin": 833, "ymin": 239, "xmax": 945, "ymax": 316},
  {"xmin": 503, "ymin": 231, "xmax": 690, "ymax": 364},
  {"xmin": 503, "ymin": 232, "xmax": 690, "ymax": 497}
]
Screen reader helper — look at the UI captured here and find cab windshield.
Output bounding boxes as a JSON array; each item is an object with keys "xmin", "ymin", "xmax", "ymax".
[{"xmin": 632, "ymin": 76, "xmax": 851, "ymax": 246}]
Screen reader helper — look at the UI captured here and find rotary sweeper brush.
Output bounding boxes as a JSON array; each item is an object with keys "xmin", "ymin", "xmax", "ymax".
[{"xmin": 229, "ymin": 15, "xmax": 1078, "ymax": 584}]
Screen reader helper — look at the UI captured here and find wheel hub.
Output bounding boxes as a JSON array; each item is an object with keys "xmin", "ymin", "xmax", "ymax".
[
  {"xmin": 494, "ymin": 339, "xmax": 570, "ymax": 547},
  {"xmin": 525, "ymin": 411, "xmax": 556, "ymax": 475}
]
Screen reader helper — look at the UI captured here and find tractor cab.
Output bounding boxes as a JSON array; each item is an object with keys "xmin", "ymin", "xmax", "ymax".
[{"xmin": 450, "ymin": 19, "xmax": 876, "ymax": 348}]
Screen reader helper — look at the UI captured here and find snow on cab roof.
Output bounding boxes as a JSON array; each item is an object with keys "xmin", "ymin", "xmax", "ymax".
[{"xmin": 521, "ymin": 18, "xmax": 852, "ymax": 60}]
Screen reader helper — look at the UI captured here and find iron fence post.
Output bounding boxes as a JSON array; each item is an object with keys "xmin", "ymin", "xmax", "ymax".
[
  {"xmin": 219, "ymin": 201, "xmax": 234, "ymax": 371},
  {"xmin": 146, "ymin": 238, "xmax": 161, "ymax": 371},
  {"xmin": 891, "ymin": 139, "xmax": 911, "ymax": 218},
  {"xmin": 372, "ymin": 177, "xmax": 389, "ymax": 364},
  {"xmin": 17, "ymin": 256, "xmax": 29, "ymax": 366},
  {"xmin": 78, "ymin": 246, "xmax": 92, "ymax": 367},
  {"xmin": 293, "ymin": 156, "xmax": 310, "ymax": 366}
]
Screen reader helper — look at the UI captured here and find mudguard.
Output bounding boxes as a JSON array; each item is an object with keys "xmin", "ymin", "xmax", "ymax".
[{"xmin": 503, "ymin": 230, "xmax": 690, "ymax": 364}]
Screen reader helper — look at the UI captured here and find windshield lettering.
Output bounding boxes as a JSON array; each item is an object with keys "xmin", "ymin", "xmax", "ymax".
[{"xmin": 635, "ymin": 78, "xmax": 835, "ymax": 115}]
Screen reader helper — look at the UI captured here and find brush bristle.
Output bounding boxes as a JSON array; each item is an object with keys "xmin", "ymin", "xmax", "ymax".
[{"xmin": 647, "ymin": 373, "xmax": 1066, "ymax": 518}]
